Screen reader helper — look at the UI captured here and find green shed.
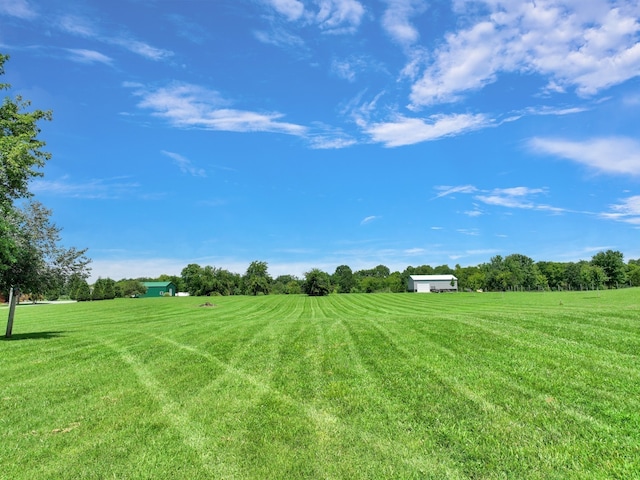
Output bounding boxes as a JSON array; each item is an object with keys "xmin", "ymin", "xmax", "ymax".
[{"xmin": 141, "ymin": 281, "xmax": 176, "ymax": 298}]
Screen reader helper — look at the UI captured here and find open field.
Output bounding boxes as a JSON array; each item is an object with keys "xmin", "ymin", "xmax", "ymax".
[{"xmin": 1, "ymin": 290, "xmax": 639, "ymax": 479}]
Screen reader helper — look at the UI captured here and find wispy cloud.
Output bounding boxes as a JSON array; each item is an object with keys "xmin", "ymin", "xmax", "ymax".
[
  {"xmin": 601, "ymin": 195, "xmax": 640, "ymax": 225},
  {"xmin": 457, "ymin": 228, "xmax": 480, "ymax": 236},
  {"xmin": 263, "ymin": 0, "xmax": 365, "ymax": 34},
  {"xmin": 315, "ymin": 0, "xmax": 365, "ymax": 34},
  {"xmin": 433, "ymin": 184, "xmax": 478, "ymax": 199},
  {"xmin": 365, "ymin": 113, "xmax": 489, "ymax": 147},
  {"xmin": 0, "ymin": 0, "xmax": 37, "ymax": 19},
  {"xmin": 161, "ymin": 151, "xmax": 207, "ymax": 177},
  {"xmin": 476, "ymin": 187, "xmax": 549, "ymax": 209},
  {"xmin": 409, "ymin": 1, "xmax": 640, "ymax": 107},
  {"xmin": 436, "ymin": 184, "xmax": 570, "ymax": 214},
  {"xmin": 265, "ymin": 0, "xmax": 306, "ymax": 21},
  {"xmin": 360, "ymin": 215, "xmax": 380, "ymax": 225},
  {"xmin": 66, "ymin": 48, "xmax": 113, "ymax": 66},
  {"xmin": 529, "ymin": 136, "xmax": 640, "ymax": 176},
  {"xmin": 31, "ymin": 176, "xmax": 141, "ymax": 199},
  {"xmin": 57, "ymin": 13, "xmax": 172, "ymax": 61},
  {"xmin": 130, "ymin": 82, "xmax": 308, "ymax": 136},
  {"xmin": 253, "ymin": 27, "xmax": 308, "ymax": 55}
]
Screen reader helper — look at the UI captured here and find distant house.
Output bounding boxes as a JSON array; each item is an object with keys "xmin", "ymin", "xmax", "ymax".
[
  {"xmin": 408, "ymin": 275, "xmax": 458, "ymax": 293},
  {"xmin": 141, "ymin": 281, "xmax": 176, "ymax": 298}
]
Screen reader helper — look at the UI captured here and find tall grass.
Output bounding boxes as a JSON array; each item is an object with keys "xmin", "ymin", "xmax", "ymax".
[{"xmin": 1, "ymin": 290, "xmax": 639, "ymax": 478}]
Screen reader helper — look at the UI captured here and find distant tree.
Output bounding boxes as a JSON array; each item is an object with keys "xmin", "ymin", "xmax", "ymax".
[
  {"xmin": 386, "ymin": 271, "xmax": 405, "ymax": 292},
  {"xmin": 181, "ymin": 263, "xmax": 204, "ymax": 296},
  {"xmin": 75, "ymin": 279, "xmax": 91, "ymax": 302},
  {"xmin": 118, "ymin": 279, "xmax": 147, "ymax": 297},
  {"xmin": 537, "ymin": 261, "xmax": 567, "ymax": 290},
  {"xmin": 102, "ymin": 278, "xmax": 116, "ymax": 300},
  {"xmin": 332, "ymin": 265, "xmax": 354, "ymax": 293},
  {"xmin": 91, "ymin": 280, "xmax": 104, "ymax": 301},
  {"xmin": 243, "ymin": 260, "xmax": 272, "ymax": 295},
  {"xmin": 273, "ymin": 274, "xmax": 302, "ymax": 294},
  {"xmin": 303, "ymin": 269, "xmax": 331, "ymax": 296},
  {"xmin": 158, "ymin": 274, "xmax": 184, "ymax": 292},
  {"xmin": 285, "ymin": 280, "xmax": 302, "ymax": 294},
  {"xmin": 591, "ymin": 250, "xmax": 626, "ymax": 288},
  {"xmin": 433, "ymin": 264, "xmax": 454, "ymax": 275},
  {"xmin": 627, "ymin": 262, "xmax": 640, "ymax": 287}
]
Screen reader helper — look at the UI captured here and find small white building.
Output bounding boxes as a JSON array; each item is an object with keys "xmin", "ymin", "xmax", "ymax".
[{"xmin": 408, "ymin": 275, "xmax": 458, "ymax": 293}]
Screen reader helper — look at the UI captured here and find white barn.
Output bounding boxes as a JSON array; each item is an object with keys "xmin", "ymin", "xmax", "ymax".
[{"xmin": 408, "ymin": 275, "xmax": 458, "ymax": 293}]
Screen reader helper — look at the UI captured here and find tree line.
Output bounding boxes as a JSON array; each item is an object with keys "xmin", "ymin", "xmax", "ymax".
[{"xmin": 78, "ymin": 250, "xmax": 640, "ymax": 300}]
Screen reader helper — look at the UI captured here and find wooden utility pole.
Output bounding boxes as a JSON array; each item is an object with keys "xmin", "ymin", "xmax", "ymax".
[{"xmin": 5, "ymin": 286, "xmax": 19, "ymax": 338}]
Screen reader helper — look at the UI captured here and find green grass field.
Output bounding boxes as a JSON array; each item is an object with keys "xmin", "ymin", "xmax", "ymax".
[{"xmin": 1, "ymin": 290, "xmax": 639, "ymax": 479}]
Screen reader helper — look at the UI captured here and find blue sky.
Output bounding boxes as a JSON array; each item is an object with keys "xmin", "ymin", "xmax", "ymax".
[{"xmin": 2, "ymin": 0, "xmax": 640, "ymax": 281}]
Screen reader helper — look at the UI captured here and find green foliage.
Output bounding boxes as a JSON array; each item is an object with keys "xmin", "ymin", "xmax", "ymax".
[
  {"xmin": 91, "ymin": 281, "xmax": 104, "ymax": 301},
  {"xmin": 243, "ymin": 260, "xmax": 272, "ymax": 295},
  {"xmin": 116, "ymin": 279, "xmax": 147, "ymax": 297},
  {"xmin": 2, "ymin": 291, "xmax": 640, "ymax": 478},
  {"xmin": 591, "ymin": 250, "xmax": 626, "ymax": 288},
  {"xmin": 74, "ymin": 279, "xmax": 91, "ymax": 301},
  {"xmin": 0, "ymin": 201, "xmax": 91, "ymax": 297},
  {"xmin": 332, "ymin": 265, "xmax": 354, "ymax": 293},
  {"xmin": 302, "ymin": 268, "xmax": 331, "ymax": 296},
  {"xmin": 180, "ymin": 263, "xmax": 241, "ymax": 296},
  {"xmin": 272, "ymin": 275, "xmax": 302, "ymax": 294},
  {"xmin": 0, "ymin": 55, "xmax": 52, "ymax": 207},
  {"xmin": 0, "ymin": 55, "xmax": 90, "ymax": 304},
  {"xmin": 92, "ymin": 278, "xmax": 116, "ymax": 300}
]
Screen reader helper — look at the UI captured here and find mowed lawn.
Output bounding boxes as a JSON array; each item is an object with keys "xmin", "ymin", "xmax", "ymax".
[{"xmin": 1, "ymin": 290, "xmax": 639, "ymax": 479}]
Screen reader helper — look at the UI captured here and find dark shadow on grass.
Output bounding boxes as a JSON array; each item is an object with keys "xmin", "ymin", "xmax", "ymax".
[{"xmin": 2, "ymin": 331, "xmax": 66, "ymax": 341}]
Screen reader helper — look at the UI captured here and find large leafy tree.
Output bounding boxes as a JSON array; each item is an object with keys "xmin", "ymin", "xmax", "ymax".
[
  {"xmin": 0, "ymin": 201, "xmax": 90, "ymax": 299},
  {"xmin": 303, "ymin": 268, "xmax": 332, "ymax": 296},
  {"xmin": 332, "ymin": 265, "xmax": 354, "ymax": 293},
  {"xmin": 1, "ymin": 55, "xmax": 90, "ymax": 335},
  {"xmin": 591, "ymin": 250, "xmax": 626, "ymax": 288},
  {"xmin": 1, "ymin": 54, "xmax": 52, "ymax": 276},
  {"xmin": 243, "ymin": 260, "xmax": 272, "ymax": 295}
]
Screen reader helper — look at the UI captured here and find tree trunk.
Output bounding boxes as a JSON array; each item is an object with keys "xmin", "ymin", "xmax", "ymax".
[{"xmin": 5, "ymin": 286, "xmax": 19, "ymax": 338}]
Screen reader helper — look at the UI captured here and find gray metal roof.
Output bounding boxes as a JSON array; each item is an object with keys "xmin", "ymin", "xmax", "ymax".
[{"xmin": 409, "ymin": 275, "xmax": 457, "ymax": 281}]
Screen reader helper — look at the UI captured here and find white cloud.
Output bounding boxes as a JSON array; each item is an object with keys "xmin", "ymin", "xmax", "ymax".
[
  {"xmin": 265, "ymin": 0, "xmax": 305, "ymax": 21},
  {"xmin": 433, "ymin": 184, "xmax": 478, "ymax": 199},
  {"xmin": 366, "ymin": 113, "xmax": 489, "ymax": 147},
  {"xmin": 57, "ymin": 14, "xmax": 172, "ymax": 61},
  {"xmin": 602, "ymin": 195, "xmax": 640, "ymax": 225},
  {"xmin": 360, "ymin": 215, "xmax": 380, "ymax": 225},
  {"xmin": 308, "ymin": 134, "xmax": 357, "ymax": 149},
  {"xmin": 131, "ymin": 83, "xmax": 307, "ymax": 136},
  {"xmin": 161, "ymin": 151, "xmax": 207, "ymax": 177},
  {"xmin": 316, "ymin": 0, "xmax": 365, "ymax": 34},
  {"xmin": 410, "ymin": 1, "xmax": 640, "ymax": 106},
  {"xmin": 476, "ymin": 187, "xmax": 547, "ymax": 209},
  {"xmin": 0, "ymin": 0, "xmax": 37, "ymax": 19},
  {"xmin": 31, "ymin": 176, "xmax": 141, "ymax": 199},
  {"xmin": 464, "ymin": 210, "xmax": 483, "ymax": 217},
  {"xmin": 381, "ymin": 0, "xmax": 428, "ymax": 46},
  {"xmin": 110, "ymin": 38, "xmax": 172, "ymax": 61},
  {"xmin": 264, "ymin": 0, "xmax": 364, "ymax": 34},
  {"xmin": 529, "ymin": 136, "xmax": 640, "ymax": 175},
  {"xmin": 253, "ymin": 28, "xmax": 307, "ymax": 54},
  {"xmin": 457, "ymin": 228, "xmax": 480, "ymax": 236},
  {"xmin": 66, "ymin": 49, "xmax": 113, "ymax": 66}
]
